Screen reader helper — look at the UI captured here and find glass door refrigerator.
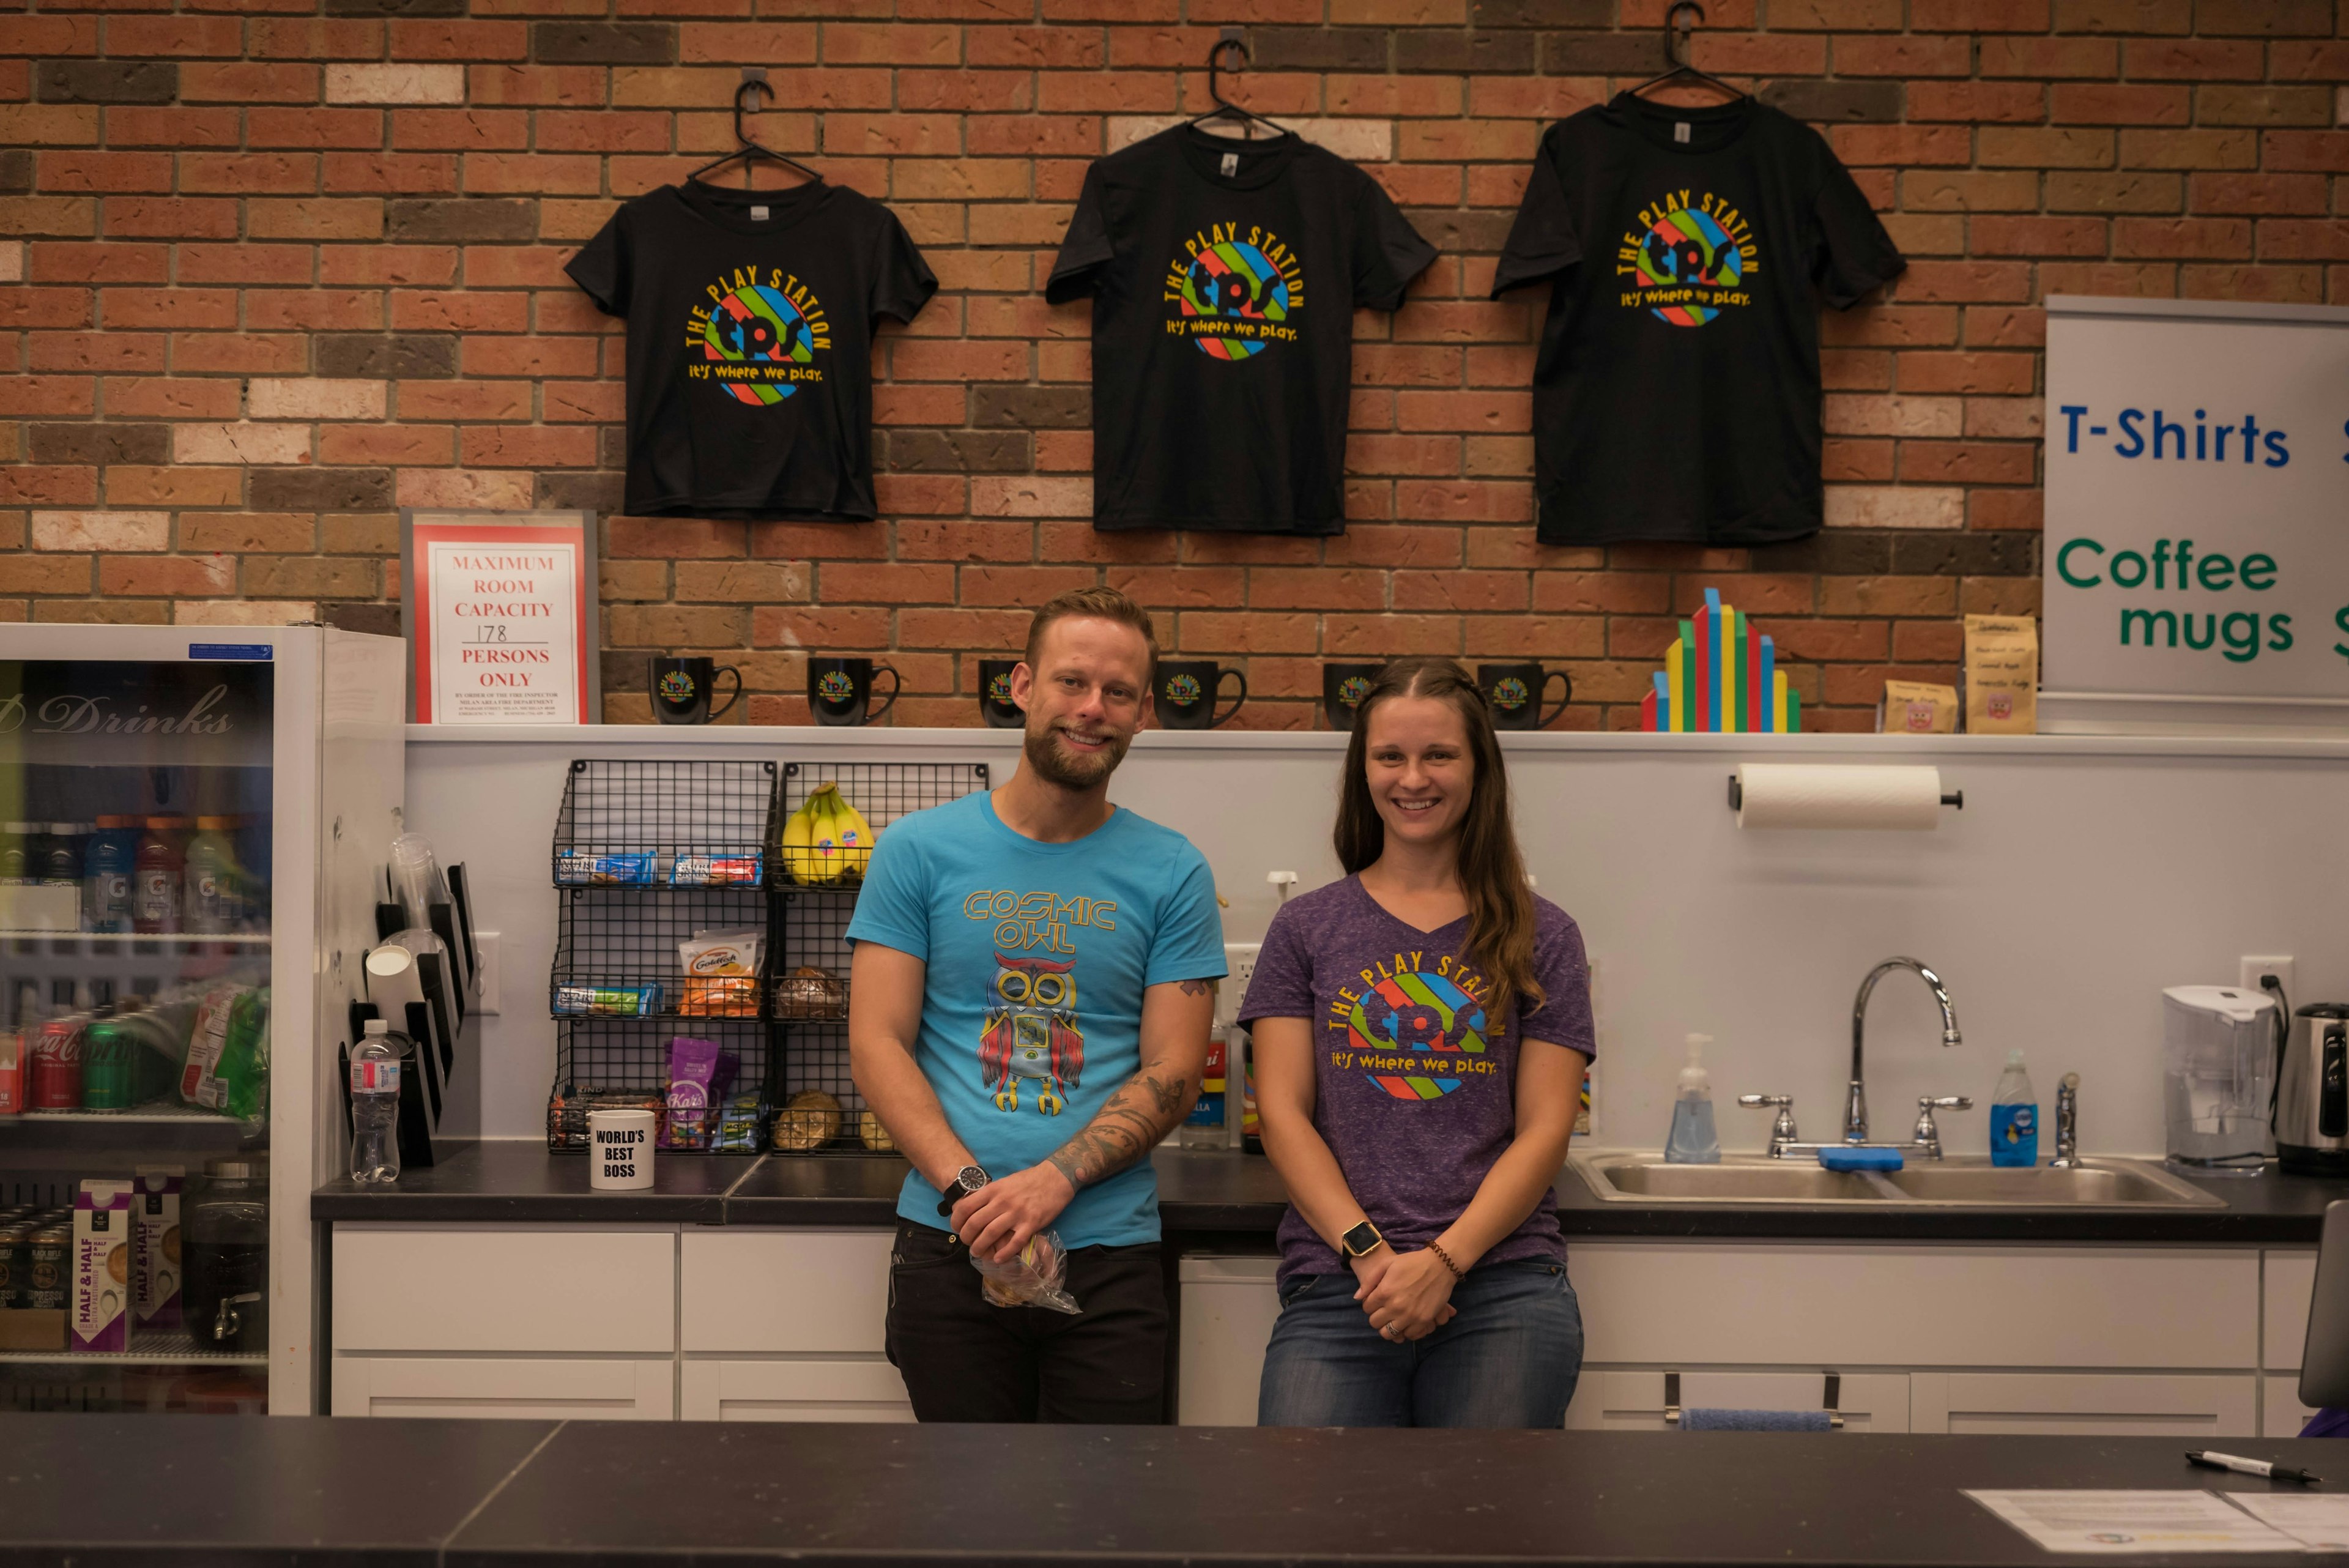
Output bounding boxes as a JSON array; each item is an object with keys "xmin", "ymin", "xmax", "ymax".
[{"xmin": 0, "ymin": 625, "xmax": 403, "ymax": 1415}]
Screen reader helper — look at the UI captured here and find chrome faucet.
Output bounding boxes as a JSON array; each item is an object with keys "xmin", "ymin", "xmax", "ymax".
[
  {"xmin": 1847, "ymin": 957, "xmax": 1962, "ymax": 1143},
  {"xmin": 2049, "ymin": 1072, "xmax": 2082, "ymax": 1168}
]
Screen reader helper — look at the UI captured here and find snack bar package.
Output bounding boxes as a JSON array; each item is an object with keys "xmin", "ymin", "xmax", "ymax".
[
  {"xmin": 557, "ymin": 853, "xmax": 655, "ymax": 886},
  {"xmin": 678, "ymin": 929, "xmax": 762, "ymax": 1018},
  {"xmin": 554, "ymin": 984, "xmax": 661, "ymax": 1018},
  {"xmin": 670, "ymin": 854, "xmax": 762, "ymax": 888}
]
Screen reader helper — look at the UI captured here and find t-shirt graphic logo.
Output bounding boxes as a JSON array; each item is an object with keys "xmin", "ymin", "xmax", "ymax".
[
  {"xmin": 1165, "ymin": 223, "xmax": 1304, "ymax": 360},
  {"xmin": 685, "ymin": 267, "xmax": 833, "ymax": 405},
  {"xmin": 1348, "ymin": 968, "xmax": 1488, "ymax": 1101},
  {"xmin": 1615, "ymin": 189, "xmax": 1759, "ymax": 327},
  {"xmin": 981, "ymin": 953, "xmax": 1084, "ymax": 1115}
]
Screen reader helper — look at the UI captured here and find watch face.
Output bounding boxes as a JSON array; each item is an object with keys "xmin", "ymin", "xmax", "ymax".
[{"xmin": 957, "ymin": 1166, "xmax": 988, "ymax": 1194}]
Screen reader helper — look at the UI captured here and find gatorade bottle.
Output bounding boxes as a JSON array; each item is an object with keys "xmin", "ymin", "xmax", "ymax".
[
  {"xmin": 84, "ymin": 817, "xmax": 138, "ymax": 934},
  {"xmin": 1991, "ymin": 1049, "xmax": 2039, "ymax": 1167},
  {"xmin": 132, "ymin": 817, "xmax": 183, "ymax": 935},
  {"xmin": 184, "ymin": 817, "xmax": 241, "ymax": 935}
]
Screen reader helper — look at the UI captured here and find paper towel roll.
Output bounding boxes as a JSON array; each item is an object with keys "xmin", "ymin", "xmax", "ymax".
[{"xmin": 1735, "ymin": 764, "xmax": 1945, "ymax": 831}]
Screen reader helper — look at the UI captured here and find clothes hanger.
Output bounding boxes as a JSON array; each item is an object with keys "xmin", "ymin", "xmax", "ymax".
[
  {"xmin": 688, "ymin": 69, "xmax": 823, "ymax": 190},
  {"xmin": 1629, "ymin": 2, "xmax": 1747, "ymax": 103},
  {"xmin": 1186, "ymin": 32, "xmax": 1290, "ymax": 142}
]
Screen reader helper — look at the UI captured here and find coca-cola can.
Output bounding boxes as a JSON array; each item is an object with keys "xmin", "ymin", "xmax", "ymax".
[{"xmin": 28, "ymin": 1022, "xmax": 82, "ymax": 1111}]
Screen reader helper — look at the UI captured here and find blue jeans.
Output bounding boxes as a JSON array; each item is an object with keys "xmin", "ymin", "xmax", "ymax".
[{"xmin": 1256, "ymin": 1258, "xmax": 1584, "ymax": 1428}]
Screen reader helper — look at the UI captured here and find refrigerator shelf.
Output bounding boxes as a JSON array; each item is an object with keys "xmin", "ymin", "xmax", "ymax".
[
  {"xmin": 13, "ymin": 1103, "xmax": 246, "ymax": 1126},
  {"xmin": 0, "ymin": 1331, "xmax": 267, "ymax": 1367},
  {"xmin": 0, "ymin": 931, "xmax": 271, "ymax": 948}
]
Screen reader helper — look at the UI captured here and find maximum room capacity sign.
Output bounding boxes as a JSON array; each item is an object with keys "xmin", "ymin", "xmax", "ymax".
[
  {"xmin": 399, "ymin": 509, "xmax": 600, "ymax": 724},
  {"xmin": 2044, "ymin": 295, "xmax": 2349, "ymax": 723}
]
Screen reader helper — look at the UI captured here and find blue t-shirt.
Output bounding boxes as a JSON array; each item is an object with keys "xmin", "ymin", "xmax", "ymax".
[{"xmin": 844, "ymin": 790, "xmax": 1228, "ymax": 1246}]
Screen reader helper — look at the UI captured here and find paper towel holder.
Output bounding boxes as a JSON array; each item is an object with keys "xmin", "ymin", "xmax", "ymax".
[{"xmin": 1727, "ymin": 775, "xmax": 1962, "ymax": 812}]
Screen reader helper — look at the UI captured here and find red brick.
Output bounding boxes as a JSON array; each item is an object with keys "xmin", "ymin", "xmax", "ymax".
[{"xmin": 2113, "ymin": 217, "xmax": 2255, "ymax": 258}]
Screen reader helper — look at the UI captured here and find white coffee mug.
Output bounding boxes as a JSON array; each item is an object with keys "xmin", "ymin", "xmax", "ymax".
[{"xmin": 587, "ymin": 1108, "xmax": 656, "ymax": 1191}]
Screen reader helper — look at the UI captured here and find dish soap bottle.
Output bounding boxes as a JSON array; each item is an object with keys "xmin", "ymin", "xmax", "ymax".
[
  {"xmin": 1991, "ymin": 1049, "xmax": 2038, "ymax": 1167},
  {"xmin": 1664, "ymin": 1033, "xmax": 1721, "ymax": 1164}
]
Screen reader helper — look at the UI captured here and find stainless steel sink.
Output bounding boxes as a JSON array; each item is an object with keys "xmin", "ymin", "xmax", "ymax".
[{"xmin": 1572, "ymin": 1153, "xmax": 2226, "ymax": 1209}]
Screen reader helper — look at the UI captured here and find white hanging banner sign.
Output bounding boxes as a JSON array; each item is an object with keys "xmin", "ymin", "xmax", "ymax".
[
  {"xmin": 2043, "ymin": 295, "xmax": 2349, "ymax": 725},
  {"xmin": 401, "ymin": 510, "xmax": 599, "ymax": 725}
]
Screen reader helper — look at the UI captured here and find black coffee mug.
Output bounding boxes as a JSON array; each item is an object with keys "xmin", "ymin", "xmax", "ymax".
[
  {"xmin": 808, "ymin": 656, "xmax": 899, "ymax": 727},
  {"xmin": 1154, "ymin": 660, "xmax": 1245, "ymax": 730},
  {"xmin": 976, "ymin": 659, "xmax": 1022, "ymax": 729},
  {"xmin": 650, "ymin": 656, "xmax": 741, "ymax": 725},
  {"xmin": 1323, "ymin": 663, "xmax": 1386, "ymax": 732},
  {"xmin": 1477, "ymin": 663, "xmax": 1572, "ymax": 730}
]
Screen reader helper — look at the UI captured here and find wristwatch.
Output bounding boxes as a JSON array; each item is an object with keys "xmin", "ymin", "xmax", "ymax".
[
  {"xmin": 1338, "ymin": 1220, "xmax": 1386, "ymax": 1261},
  {"xmin": 937, "ymin": 1165, "xmax": 989, "ymax": 1216}
]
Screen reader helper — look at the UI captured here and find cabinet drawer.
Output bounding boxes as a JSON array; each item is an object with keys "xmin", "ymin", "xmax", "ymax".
[
  {"xmin": 2265, "ymin": 1373, "xmax": 2318, "ymax": 1439},
  {"xmin": 680, "ymin": 1358, "xmax": 912, "ymax": 1422},
  {"xmin": 334, "ymin": 1225, "xmax": 675, "ymax": 1353},
  {"xmin": 1565, "ymin": 1370, "xmax": 1909, "ymax": 1433},
  {"xmin": 680, "ymin": 1228, "xmax": 893, "ymax": 1354},
  {"xmin": 332, "ymin": 1355, "xmax": 674, "ymax": 1420},
  {"xmin": 2265, "ymin": 1250, "xmax": 2318, "ymax": 1370},
  {"xmin": 1178, "ymin": 1257, "xmax": 1280, "ymax": 1428},
  {"xmin": 1572, "ymin": 1243, "xmax": 2258, "ymax": 1369},
  {"xmin": 1910, "ymin": 1372, "xmax": 2255, "ymax": 1436}
]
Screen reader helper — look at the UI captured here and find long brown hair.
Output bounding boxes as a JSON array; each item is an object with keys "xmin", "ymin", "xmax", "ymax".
[{"xmin": 1334, "ymin": 656, "xmax": 1543, "ymax": 1026}]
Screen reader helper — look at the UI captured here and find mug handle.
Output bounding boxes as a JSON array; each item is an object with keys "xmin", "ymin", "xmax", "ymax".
[
  {"xmin": 1538, "ymin": 669, "xmax": 1573, "ymax": 729},
  {"xmin": 1209, "ymin": 667, "xmax": 1249, "ymax": 729},
  {"xmin": 866, "ymin": 664, "xmax": 901, "ymax": 724},
  {"xmin": 708, "ymin": 664, "xmax": 743, "ymax": 723}
]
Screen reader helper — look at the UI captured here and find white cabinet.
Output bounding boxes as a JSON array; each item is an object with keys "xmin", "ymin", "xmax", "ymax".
[
  {"xmin": 332, "ymin": 1356, "xmax": 675, "ymax": 1420},
  {"xmin": 1909, "ymin": 1373, "xmax": 2256, "ymax": 1435},
  {"xmin": 335, "ymin": 1225, "xmax": 677, "ymax": 1353},
  {"xmin": 2265, "ymin": 1249, "xmax": 2318, "ymax": 1369},
  {"xmin": 1565, "ymin": 1370, "xmax": 1910, "ymax": 1432},
  {"xmin": 1179, "ymin": 1257, "xmax": 1281, "ymax": 1426},
  {"xmin": 677, "ymin": 1228, "xmax": 910, "ymax": 1422}
]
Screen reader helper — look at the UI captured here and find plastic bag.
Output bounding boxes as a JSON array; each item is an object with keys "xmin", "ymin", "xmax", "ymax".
[{"xmin": 971, "ymin": 1230, "xmax": 1081, "ymax": 1315}]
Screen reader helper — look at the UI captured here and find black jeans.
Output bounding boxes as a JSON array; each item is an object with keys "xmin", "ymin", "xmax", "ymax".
[{"xmin": 884, "ymin": 1219, "xmax": 1168, "ymax": 1423}]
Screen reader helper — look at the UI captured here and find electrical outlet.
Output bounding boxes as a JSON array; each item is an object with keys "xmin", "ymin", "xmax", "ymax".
[
  {"xmin": 2241, "ymin": 954, "xmax": 2294, "ymax": 1006},
  {"xmin": 473, "ymin": 931, "xmax": 502, "ymax": 1015},
  {"xmin": 1217, "ymin": 943, "xmax": 1261, "ymax": 1030}
]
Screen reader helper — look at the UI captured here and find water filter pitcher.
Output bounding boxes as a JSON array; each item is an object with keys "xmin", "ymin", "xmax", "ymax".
[{"xmin": 2162, "ymin": 986, "xmax": 2276, "ymax": 1176}]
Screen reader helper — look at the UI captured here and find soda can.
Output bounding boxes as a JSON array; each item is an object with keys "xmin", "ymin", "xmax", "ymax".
[
  {"xmin": 80, "ymin": 1027, "xmax": 133, "ymax": 1113},
  {"xmin": 27, "ymin": 1020, "xmax": 83, "ymax": 1112},
  {"xmin": 26, "ymin": 1223, "xmax": 67, "ymax": 1310},
  {"xmin": 0, "ymin": 1221, "xmax": 29, "ymax": 1307}
]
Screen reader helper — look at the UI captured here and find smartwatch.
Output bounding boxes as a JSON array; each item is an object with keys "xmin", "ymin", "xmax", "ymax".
[
  {"xmin": 937, "ymin": 1165, "xmax": 989, "ymax": 1216},
  {"xmin": 1338, "ymin": 1220, "xmax": 1386, "ymax": 1261}
]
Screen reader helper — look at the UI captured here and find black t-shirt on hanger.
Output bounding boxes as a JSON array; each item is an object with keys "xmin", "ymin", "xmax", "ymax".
[
  {"xmin": 1047, "ymin": 125, "xmax": 1438, "ymax": 535},
  {"xmin": 566, "ymin": 179, "xmax": 937, "ymax": 522},
  {"xmin": 1493, "ymin": 94, "xmax": 1905, "ymax": 547}
]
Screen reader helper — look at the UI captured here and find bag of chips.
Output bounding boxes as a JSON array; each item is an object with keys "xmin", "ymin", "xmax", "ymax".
[{"xmin": 678, "ymin": 928, "xmax": 763, "ymax": 1017}]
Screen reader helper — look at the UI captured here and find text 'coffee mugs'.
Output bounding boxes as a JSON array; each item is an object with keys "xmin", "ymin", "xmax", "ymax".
[{"xmin": 808, "ymin": 658, "xmax": 900, "ymax": 727}]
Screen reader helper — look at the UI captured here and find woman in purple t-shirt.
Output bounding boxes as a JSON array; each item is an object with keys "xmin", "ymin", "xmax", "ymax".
[{"xmin": 1240, "ymin": 656, "xmax": 1594, "ymax": 1427}]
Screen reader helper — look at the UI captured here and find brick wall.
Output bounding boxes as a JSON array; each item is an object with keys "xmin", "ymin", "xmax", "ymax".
[{"xmin": 2, "ymin": 1, "xmax": 2344, "ymax": 730}]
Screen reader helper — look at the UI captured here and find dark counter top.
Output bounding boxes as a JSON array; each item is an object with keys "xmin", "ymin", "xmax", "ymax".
[
  {"xmin": 2, "ymin": 1414, "xmax": 2342, "ymax": 1567},
  {"xmin": 316, "ymin": 1142, "xmax": 2349, "ymax": 1246}
]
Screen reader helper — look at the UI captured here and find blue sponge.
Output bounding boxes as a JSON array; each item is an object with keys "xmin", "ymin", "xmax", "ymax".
[{"xmin": 1819, "ymin": 1146, "xmax": 1904, "ymax": 1172}]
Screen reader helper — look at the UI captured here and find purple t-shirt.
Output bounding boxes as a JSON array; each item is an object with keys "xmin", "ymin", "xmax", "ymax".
[{"xmin": 1239, "ymin": 875, "xmax": 1595, "ymax": 1287}]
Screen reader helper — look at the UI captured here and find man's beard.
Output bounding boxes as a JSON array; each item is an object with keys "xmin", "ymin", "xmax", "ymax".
[{"xmin": 1023, "ymin": 716, "xmax": 1130, "ymax": 790}]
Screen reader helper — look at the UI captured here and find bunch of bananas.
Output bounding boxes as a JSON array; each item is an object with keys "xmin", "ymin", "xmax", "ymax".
[{"xmin": 782, "ymin": 781, "xmax": 875, "ymax": 886}]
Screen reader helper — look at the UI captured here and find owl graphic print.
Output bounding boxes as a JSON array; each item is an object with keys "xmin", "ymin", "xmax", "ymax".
[{"xmin": 982, "ymin": 953, "xmax": 1086, "ymax": 1115}]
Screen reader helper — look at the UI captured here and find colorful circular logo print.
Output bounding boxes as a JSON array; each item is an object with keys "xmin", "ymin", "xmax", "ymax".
[
  {"xmin": 986, "ymin": 672, "xmax": 1014, "ymax": 704},
  {"xmin": 1163, "ymin": 674, "xmax": 1204, "ymax": 707},
  {"xmin": 1347, "ymin": 968, "xmax": 1489, "ymax": 1102},
  {"xmin": 1176, "ymin": 241, "xmax": 1293, "ymax": 361},
  {"xmin": 1337, "ymin": 675, "xmax": 1373, "ymax": 708},
  {"xmin": 1634, "ymin": 205, "xmax": 1745, "ymax": 326},
  {"xmin": 816, "ymin": 670, "xmax": 856, "ymax": 705},
  {"xmin": 702, "ymin": 284, "xmax": 815, "ymax": 404},
  {"xmin": 657, "ymin": 670, "xmax": 696, "ymax": 704},
  {"xmin": 1490, "ymin": 676, "xmax": 1531, "ymax": 712}
]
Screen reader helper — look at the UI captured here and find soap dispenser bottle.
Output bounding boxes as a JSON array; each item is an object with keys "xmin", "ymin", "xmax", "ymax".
[
  {"xmin": 1664, "ymin": 1033, "xmax": 1721, "ymax": 1164},
  {"xmin": 1991, "ymin": 1049, "xmax": 2039, "ymax": 1167}
]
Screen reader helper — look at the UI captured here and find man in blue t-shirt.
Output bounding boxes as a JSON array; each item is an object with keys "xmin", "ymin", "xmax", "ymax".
[{"xmin": 847, "ymin": 586, "xmax": 1226, "ymax": 1423}]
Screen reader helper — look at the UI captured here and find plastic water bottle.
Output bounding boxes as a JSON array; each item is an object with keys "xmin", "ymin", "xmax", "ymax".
[
  {"xmin": 349, "ymin": 1020, "xmax": 404, "ymax": 1185},
  {"xmin": 1664, "ymin": 1033, "xmax": 1722, "ymax": 1164},
  {"xmin": 1991, "ymin": 1049, "xmax": 2038, "ymax": 1167}
]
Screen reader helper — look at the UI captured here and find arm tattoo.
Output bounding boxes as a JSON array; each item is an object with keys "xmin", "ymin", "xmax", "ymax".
[
  {"xmin": 1177, "ymin": 979, "xmax": 1214, "ymax": 998},
  {"xmin": 1047, "ymin": 1071, "xmax": 1192, "ymax": 1192}
]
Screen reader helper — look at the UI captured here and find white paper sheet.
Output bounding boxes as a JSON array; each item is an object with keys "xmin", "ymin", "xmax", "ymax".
[
  {"xmin": 1965, "ymin": 1490, "xmax": 2299, "ymax": 1554},
  {"xmin": 2225, "ymin": 1494, "xmax": 2349, "ymax": 1551}
]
